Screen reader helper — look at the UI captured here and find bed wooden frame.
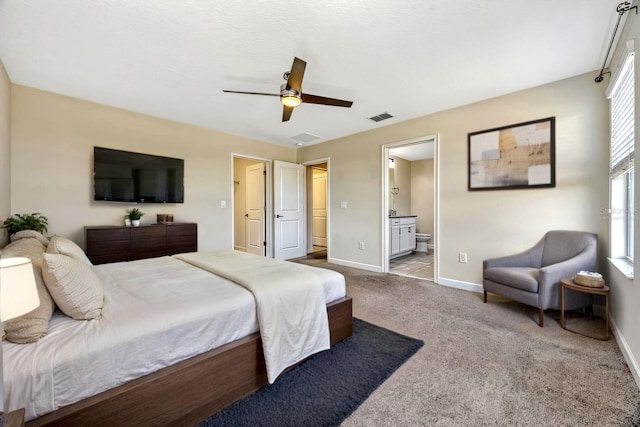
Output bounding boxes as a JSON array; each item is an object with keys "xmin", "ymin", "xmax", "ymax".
[{"xmin": 26, "ymin": 296, "xmax": 352, "ymax": 427}]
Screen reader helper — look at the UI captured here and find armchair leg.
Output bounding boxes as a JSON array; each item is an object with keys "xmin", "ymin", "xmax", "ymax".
[
  {"xmin": 538, "ymin": 309, "xmax": 544, "ymax": 327},
  {"xmin": 483, "ymin": 291, "xmax": 487, "ymax": 303}
]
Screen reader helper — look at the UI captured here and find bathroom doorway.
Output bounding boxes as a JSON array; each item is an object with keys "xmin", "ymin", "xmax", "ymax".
[{"xmin": 382, "ymin": 136, "xmax": 438, "ymax": 281}]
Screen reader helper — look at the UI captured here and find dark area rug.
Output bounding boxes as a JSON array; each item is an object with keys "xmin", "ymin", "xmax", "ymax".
[{"xmin": 197, "ymin": 318, "xmax": 424, "ymax": 427}]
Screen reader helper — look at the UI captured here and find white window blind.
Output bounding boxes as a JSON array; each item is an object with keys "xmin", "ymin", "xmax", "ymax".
[{"xmin": 609, "ymin": 53, "xmax": 635, "ymax": 177}]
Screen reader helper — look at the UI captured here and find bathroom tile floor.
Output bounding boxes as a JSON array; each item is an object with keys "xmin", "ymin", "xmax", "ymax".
[{"xmin": 389, "ymin": 250, "xmax": 434, "ymax": 281}]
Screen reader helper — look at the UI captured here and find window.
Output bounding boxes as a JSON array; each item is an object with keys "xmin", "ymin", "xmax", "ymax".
[{"xmin": 609, "ymin": 51, "xmax": 635, "ymax": 267}]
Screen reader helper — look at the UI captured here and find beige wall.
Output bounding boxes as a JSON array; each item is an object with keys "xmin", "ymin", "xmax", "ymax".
[
  {"xmin": 0, "ymin": 59, "xmax": 10, "ymax": 247},
  {"xmin": 297, "ymin": 134, "xmax": 383, "ymax": 267},
  {"xmin": 298, "ymin": 71, "xmax": 609, "ymax": 283},
  {"xmin": 606, "ymin": 14, "xmax": 640, "ymax": 387},
  {"xmin": 411, "ymin": 159, "xmax": 434, "ymax": 239},
  {"xmin": 10, "ymin": 85, "xmax": 296, "ymax": 250},
  {"xmin": 233, "ymin": 157, "xmax": 263, "ymax": 251}
]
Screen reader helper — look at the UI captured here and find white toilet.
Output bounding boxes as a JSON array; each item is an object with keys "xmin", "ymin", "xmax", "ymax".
[{"xmin": 415, "ymin": 233, "xmax": 431, "ymax": 253}]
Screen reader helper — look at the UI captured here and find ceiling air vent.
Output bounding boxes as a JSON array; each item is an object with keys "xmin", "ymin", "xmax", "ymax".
[
  {"xmin": 291, "ymin": 132, "xmax": 321, "ymax": 143},
  {"xmin": 368, "ymin": 112, "xmax": 394, "ymax": 123}
]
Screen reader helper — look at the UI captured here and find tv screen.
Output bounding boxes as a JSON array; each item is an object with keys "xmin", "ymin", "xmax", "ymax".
[{"xmin": 93, "ymin": 147, "xmax": 184, "ymax": 203}]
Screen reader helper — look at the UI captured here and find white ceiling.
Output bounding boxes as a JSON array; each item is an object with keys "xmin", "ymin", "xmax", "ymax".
[
  {"xmin": 0, "ymin": 0, "xmax": 621, "ymax": 148},
  {"xmin": 390, "ymin": 141, "xmax": 435, "ymax": 161}
]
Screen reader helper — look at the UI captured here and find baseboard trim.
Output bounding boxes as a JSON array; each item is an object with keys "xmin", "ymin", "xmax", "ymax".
[
  {"xmin": 328, "ymin": 257, "xmax": 382, "ymax": 273},
  {"xmin": 437, "ymin": 277, "xmax": 483, "ymax": 293},
  {"xmin": 234, "ymin": 245, "xmax": 246, "ymax": 252},
  {"xmin": 610, "ymin": 315, "xmax": 640, "ymax": 391}
]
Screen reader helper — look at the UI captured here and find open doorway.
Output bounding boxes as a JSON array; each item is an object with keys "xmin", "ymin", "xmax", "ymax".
[
  {"xmin": 233, "ymin": 155, "xmax": 271, "ymax": 256},
  {"xmin": 382, "ymin": 136, "xmax": 438, "ymax": 281},
  {"xmin": 304, "ymin": 158, "xmax": 330, "ymax": 260}
]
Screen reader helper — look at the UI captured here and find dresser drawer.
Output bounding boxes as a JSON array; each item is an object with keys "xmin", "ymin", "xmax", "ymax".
[
  {"xmin": 131, "ymin": 226, "xmax": 166, "ymax": 239},
  {"xmin": 166, "ymin": 224, "xmax": 198, "ymax": 254},
  {"xmin": 85, "ymin": 228, "xmax": 131, "ymax": 264},
  {"xmin": 86, "ymin": 228, "xmax": 130, "ymax": 242}
]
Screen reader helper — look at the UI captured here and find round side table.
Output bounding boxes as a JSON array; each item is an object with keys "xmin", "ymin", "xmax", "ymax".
[{"xmin": 560, "ymin": 277, "xmax": 610, "ymax": 340}]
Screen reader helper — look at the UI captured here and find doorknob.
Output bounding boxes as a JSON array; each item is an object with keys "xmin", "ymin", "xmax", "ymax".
[
  {"xmin": 245, "ymin": 213, "xmax": 249, "ymax": 217},
  {"xmin": 275, "ymin": 214, "xmax": 284, "ymax": 218}
]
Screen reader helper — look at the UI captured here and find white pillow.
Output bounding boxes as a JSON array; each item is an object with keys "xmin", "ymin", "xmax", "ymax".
[
  {"xmin": 47, "ymin": 236, "xmax": 92, "ymax": 266},
  {"xmin": 42, "ymin": 253, "xmax": 103, "ymax": 320}
]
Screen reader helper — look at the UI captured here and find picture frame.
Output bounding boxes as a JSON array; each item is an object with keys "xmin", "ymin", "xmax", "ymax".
[{"xmin": 468, "ymin": 117, "xmax": 555, "ymax": 191}]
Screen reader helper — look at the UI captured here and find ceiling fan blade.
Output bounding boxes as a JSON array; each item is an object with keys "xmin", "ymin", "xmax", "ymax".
[
  {"xmin": 286, "ymin": 57, "xmax": 306, "ymax": 92},
  {"xmin": 282, "ymin": 105, "xmax": 294, "ymax": 122},
  {"xmin": 301, "ymin": 93, "xmax": 353, "ymax": 108},
  {"xmin": 222, "ymin": 90, "xmax": 280, "ymax": 97}
]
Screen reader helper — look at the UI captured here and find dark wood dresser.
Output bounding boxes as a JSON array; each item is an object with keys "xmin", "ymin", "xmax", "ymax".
[{"xmin": 85, "ymin": 223, "xmax": 197, "ymax": 265}]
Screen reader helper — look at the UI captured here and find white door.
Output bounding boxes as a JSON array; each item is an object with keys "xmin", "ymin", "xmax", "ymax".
[
  {"xmin": 274, "ymin": 160, "xmax": 306, "ymax": 260},
  {"xmin": 312, "ymin": 169, "xmax": 327, "ymax": 247},
  {"xmin": 245, "ymin": 163, "xmax": 265, "ymax": 256}
]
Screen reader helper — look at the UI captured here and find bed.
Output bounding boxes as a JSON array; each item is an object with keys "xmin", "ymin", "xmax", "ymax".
[{"xmin": 1, "ymin": 234, "xmax": 352, "ymax": 426}]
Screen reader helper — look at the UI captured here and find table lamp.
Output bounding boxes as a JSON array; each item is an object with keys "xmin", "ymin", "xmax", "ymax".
[{"xmin": 0, "ymin": 257, "xmax": 40, "ymax": 424}]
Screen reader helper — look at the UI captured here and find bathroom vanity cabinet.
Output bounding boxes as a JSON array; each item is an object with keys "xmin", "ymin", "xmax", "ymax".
[{"xmin": 390, "ymin": 216, "xmax": 416, "ymax": 259}]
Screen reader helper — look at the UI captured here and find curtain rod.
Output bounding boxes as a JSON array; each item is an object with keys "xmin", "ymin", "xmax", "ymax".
[{"xmin": 595, "ymin": 1, "xmax": 637, "ymax": 83}]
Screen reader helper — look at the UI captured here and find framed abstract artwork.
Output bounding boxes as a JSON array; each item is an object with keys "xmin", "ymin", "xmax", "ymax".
[{"xmin": 468, "ymin": 117, "xmax": 555, "ymax": 191}]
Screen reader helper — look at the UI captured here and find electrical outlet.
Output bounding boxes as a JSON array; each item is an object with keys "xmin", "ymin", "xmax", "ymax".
[
  {"xmin": 458, "ymin": 252, "xmax": 468, "ymax": 263},
  {"xmin": 358, "ymin": 242, "xmax": 365, "ymax": 250}
]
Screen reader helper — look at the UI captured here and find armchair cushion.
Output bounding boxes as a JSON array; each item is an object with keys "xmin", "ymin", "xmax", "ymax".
[{"xmin": 484, "ymin": 267, "xmax": 539, "ymax": 293}]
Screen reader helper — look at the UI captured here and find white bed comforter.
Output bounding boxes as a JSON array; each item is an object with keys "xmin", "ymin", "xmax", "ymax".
[
  {"xmin": 174, "ymin": 251, "xmax": 330, "ymax": 383},
  {"xmin": 4, "ymin": 254, "xmax": 345, "ymax": 421}
]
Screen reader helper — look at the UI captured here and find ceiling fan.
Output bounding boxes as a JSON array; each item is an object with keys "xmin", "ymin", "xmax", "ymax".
[{"xmin": 223, "ymin": 57, "xmax": 353, "ymax": 122}]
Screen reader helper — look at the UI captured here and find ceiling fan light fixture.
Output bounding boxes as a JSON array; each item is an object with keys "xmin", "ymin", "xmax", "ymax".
[
  {"xmin": 280, "ymin": 85, "xmax": 302, "ymax": 107},
  {"xmin": 281, "ymin": 94, "xmax": 302, "ymax": 107}
]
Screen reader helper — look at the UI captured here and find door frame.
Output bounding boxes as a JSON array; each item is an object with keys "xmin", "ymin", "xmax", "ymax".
[
  {"xmin": 381, "ymin": 135, "xmax": 439, "ymax": 281},
  {"xmin": 303, "ymin": 158, "xmax": 330, "ymax": 259},
  {"xmin": 231, "ymin": 153, "xmax": 273, "ymax": 257}
]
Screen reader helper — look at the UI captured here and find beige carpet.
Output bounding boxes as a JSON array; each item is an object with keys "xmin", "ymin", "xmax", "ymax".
[{"xmin": 295, "ymin": 257, "xmax": 640, "ymax": 426}]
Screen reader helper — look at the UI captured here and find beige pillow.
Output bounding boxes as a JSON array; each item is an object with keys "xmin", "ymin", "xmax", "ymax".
[
  {"xmin": 47, "ymin": 236, "xmax": 92, "ymax": 266},
  {"xmin": 10, "ymin": 229, "xmax": 50, "ymax": 247},
  {"xmin": 42, "ymin": 253, "xmax": 103, "ymax": 320},
  {"xmin": 1, "ymin": 238, "xmax": 56, "ymax": 343}
]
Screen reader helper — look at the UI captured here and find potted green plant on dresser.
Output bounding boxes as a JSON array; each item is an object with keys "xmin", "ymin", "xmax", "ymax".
[{"xmin": 126, "ymin": 208, "xmax": 145, "ymax": 227}]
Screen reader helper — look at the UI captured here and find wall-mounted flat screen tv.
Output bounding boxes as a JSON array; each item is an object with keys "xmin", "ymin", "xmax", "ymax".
[{"xmin": 93, "ymin": 147, "xmax": 184, "ymax": 203}]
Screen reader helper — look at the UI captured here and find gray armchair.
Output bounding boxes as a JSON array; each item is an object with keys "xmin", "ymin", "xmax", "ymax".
[{"xmin": 483, "ymin": 230, "xmax": 597, "ymax": 327}]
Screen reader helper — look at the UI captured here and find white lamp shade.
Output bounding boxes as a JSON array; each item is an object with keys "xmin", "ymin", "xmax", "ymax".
[{"xmin": 0, "ymin": 257, "xmax": 40, "ymax": 321}]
